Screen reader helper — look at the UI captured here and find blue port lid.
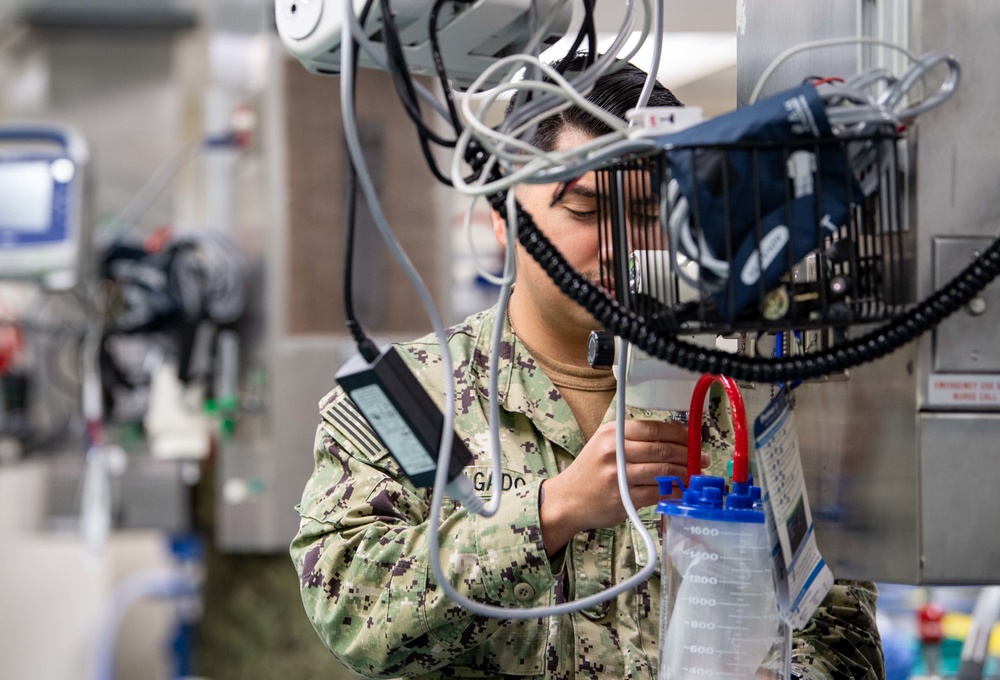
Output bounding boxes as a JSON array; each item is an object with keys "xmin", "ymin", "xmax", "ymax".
[{"xmin": 654, "ymin": 474, "xmax": 765, "ymax": 524}]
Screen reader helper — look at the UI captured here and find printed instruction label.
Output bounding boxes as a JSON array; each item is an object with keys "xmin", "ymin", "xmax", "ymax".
[
  {"xmin": 928, "ymin": 374, "xmax": 1000, "ymax": 406},
  {"xmin": 349, "ymin": 384, "xmax": 436, "ymax": 476},
  {"xmin": 754, "ymin": 388, "xmax": 834, "ymax": 630}
]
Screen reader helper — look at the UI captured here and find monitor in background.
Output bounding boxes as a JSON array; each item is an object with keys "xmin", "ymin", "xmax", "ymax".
[{"xmin": 0, "ymin": 125, "xmax": 90, "ymax": 290}]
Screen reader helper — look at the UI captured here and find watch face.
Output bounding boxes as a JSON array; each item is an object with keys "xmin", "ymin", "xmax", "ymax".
[
  {"xmin": 587, "ymin": 330, "xmax": 605, "ymax": 367},
  {"xmin": 587, "ymin": 332, "xmax": 598, "ymax": 363}
]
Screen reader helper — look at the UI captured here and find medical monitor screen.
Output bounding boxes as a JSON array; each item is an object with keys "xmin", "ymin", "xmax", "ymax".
[{"xmin": 0, "ymin": 161, "xmax": 54, "ymax": 234}]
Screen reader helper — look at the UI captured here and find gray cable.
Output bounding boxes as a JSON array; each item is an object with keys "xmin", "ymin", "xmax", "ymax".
[
  {"xmin": 345, "ymin": 6, "xmax": 453, "ymax": 123},
  {"xmin": 635, "ymin": 0, "xmax": 664, "ymax": 108},
  {"xmin": 342, "ymin": 0, "xmax": 657, "ymax": 621},
  {"xmin": 498, "ymin": 0, "xmax": 648, "ymax": 150}
]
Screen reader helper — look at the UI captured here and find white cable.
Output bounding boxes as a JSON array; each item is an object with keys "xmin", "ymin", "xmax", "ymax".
[
  {"xmin": 462, "ymin": 194, "xmax": 505, "ymax": 285},
  {"xmin": 449, "ymin": 189, "xmax": 520, "ymax": 520},
  {"xmin": 664, "ymin": 179, "xmax": 729, "ymax": 288},
  {"xmin": 749, "ymin": 37, "xmax": 918, "ymax": 105},
  {"xmin": 845, "ymin": 67, "xmax": 897, "ymax": 93},
  {"xmin": 462, "ymin": 56, "xmax": 628, "ymax": 145},
  {"xmin": 524, "ymin": 136, "xmax": 658, "ymax": 183},
  {"xmin": 497, "ymin": 0, "xmax": 645, "ymax": 140},
  {"xmin": 635, "ymin": 0, "xmax": 664, "ymax": 109},
  {"xmin": 461, "ymin": 0, "xmax": 651, "ymax": 180},
  {"xmin": 462, "ymin": 160, "xmax": 516, "ymax": 286},
  {"xmin": 882, "ymin": 51, "xmax": 961, "ymax": 122},
  {"xmin": 445, "ymin": 0, "xmax": 657, "ymax": 209},
  {"xmin": 343, "ymin": 1, "xmax": 660, "ymax": 617},
  {"xmin": 342, "ymin": 0, "xmax": 662, "ymax": 621},
  {"xmin": 474, "ymin": 189, "xmax": 521, "ymax": 519},
  {"xmin": 106, "ymin": 140, "xmax": 200, "ymax": 239},
  {"xmin": 451, "ymin": 125, "xmax": 637, "ymax": 197},
  {"xmin": 341, "ymin": 0, "xmax": 466, "ymax": 527},
  {"xmin": 452, "ymin": 97, "xmax": 654, "ymax": 196},
  {"xmin": 434, "ymin": 328, "xmax": 658, "ymax": 619}
]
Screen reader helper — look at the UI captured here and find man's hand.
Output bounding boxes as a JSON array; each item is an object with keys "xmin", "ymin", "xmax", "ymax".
[{"xmin": 538, "ymin": 419, "xmax": 707, "ymax": 556}]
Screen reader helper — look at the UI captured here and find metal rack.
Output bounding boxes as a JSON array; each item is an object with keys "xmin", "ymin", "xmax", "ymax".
[{"xmin": 594, "ymin": 133, "xmax": 907, "ymax": 338}]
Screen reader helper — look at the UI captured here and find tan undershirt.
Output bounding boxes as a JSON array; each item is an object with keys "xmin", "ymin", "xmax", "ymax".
[{"xmin": 516, "ymin": 333, "xmax": 618, "ymax": 441}]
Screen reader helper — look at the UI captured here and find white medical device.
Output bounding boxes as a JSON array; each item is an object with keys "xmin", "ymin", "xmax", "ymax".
[
  {"xmin": 274, "ymin": 0, "xmax": 573, "ymax": 87},
  {"xmin": 0, "ymin": 125, "xmax": 90, "ymax": 290}
]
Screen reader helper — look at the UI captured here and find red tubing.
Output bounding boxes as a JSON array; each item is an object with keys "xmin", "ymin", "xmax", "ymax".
[{"xmin": 686, "ymin": 374, "xmax": 749, "ymax": 484}]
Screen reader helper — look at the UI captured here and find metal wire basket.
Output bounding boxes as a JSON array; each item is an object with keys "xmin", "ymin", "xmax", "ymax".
[{"xmin": 592, "ymin": 133, "xmax": 908, "ymax": 336}]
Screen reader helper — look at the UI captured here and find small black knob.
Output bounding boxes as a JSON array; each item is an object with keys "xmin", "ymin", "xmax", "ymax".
[{"xmin": 587, "ymin": 330, "xmax": 616, "ymax": 370}]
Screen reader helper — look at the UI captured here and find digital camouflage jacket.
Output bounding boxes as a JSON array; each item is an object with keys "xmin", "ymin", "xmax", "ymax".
[{"xmin": 291, "ymin": 307, "xmax": 884, "ymax": 679}]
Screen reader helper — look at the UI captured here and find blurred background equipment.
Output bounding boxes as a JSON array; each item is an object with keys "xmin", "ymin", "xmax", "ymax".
[
  {"xmin": 1, "ymin": 1, "xmax": 1000, "ymax": 680},
  {"xmin": 0, "ymin": 124, "xmax": 91, "ymax": 290}
]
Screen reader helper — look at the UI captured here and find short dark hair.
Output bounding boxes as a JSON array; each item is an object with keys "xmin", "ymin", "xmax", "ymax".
[{"xmin": 505, "ymin": 53, "xmax": 683, "ymax": 152}]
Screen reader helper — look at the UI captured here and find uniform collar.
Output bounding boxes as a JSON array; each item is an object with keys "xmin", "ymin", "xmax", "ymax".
[{"xmin": 468, "ymin": 306, "xmax": 589, "ymax": 455}]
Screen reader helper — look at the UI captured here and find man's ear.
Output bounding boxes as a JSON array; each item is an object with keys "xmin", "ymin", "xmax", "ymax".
[{"xmin": 491, "ymin": 208, "xmax": 507, "ymax": 249}]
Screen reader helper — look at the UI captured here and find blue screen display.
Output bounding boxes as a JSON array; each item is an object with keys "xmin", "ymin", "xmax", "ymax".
[{"xmin": 0, "ymin": 155, "xmax": 71, "ymax": 245}]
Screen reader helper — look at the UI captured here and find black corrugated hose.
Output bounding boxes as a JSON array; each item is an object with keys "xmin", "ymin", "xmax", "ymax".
[{"xmin": 473, "ymin": 146, "xmax": 1000, "ymax": 383}]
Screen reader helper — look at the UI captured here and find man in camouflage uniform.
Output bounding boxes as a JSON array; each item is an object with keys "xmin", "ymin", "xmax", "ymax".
[{"xmin": 291, "ymin": 58, "xmax": 884, "ymax": 679}]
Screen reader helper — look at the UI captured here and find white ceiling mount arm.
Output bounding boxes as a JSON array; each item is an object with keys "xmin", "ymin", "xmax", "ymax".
[{"xmin": 275, "ymin": 0, "xmax": 574, "ymax": 88}]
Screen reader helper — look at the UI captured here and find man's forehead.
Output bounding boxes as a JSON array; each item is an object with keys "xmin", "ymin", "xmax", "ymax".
[
  {"xmin": 551, "ymin": 128, "xmax": 655, "ymax": 201},
  {"xmin": 552, "ymin": 125, "xmax": 595, "ymax": 152}
]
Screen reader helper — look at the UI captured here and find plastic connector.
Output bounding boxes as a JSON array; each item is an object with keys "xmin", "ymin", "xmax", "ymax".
[
  {"xmin": 445, "ymin": 473, "xmax": 486, "ymax": 516},
  {"xmin": 786, "ymin": 150, "xmax": 817, "ymax": 198},
  {"xmin": 625, "ymin": 106, "xmax": 704, "ymax": 138}
]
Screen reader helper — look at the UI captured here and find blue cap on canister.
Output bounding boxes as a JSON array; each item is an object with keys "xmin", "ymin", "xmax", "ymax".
[{"xmin": 655, "ymin": 474, "xmax": 764, "ymax": 523}]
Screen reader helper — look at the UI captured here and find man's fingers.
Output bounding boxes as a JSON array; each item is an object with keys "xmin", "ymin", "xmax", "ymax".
[
  {"xmin": 623, "ymin": 440, "xmax": 688, "ymax": 465},
  {"xmin": 626, "ymin": 462, "xmax": 688, "ymax": 485},
  {"xmin": 620, "ymin": 419, "xmax": 688, "ymax": 444}
]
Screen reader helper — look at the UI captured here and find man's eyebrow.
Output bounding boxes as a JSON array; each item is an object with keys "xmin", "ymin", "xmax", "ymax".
[
  {"xmin": 564, "ymin": 184, "xmax": 597, "ymax": 200},
  {"xmin": 562, "ymin": 184, "xmax": 659, "ymax": 207}
]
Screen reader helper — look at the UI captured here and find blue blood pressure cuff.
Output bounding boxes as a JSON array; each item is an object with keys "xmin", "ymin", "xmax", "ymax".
[{"xmin": 659, "ymin": 84, "xmax": 860, "ymax": 319}]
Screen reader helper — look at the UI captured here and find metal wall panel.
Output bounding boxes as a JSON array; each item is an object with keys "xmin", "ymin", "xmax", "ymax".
[
  {"xmin": 216, "ymin": 337, "xmax": 356, "ymax": 551},
  {"xmin": 919, "ymin": 413, "xmax": 1000, "ymax": 583},
  {"xmin": 736, "ymin": 0, "xmax": 859, "ymax": 106},
  {"xmin": 739, "ymin": 0, "xmax": 1000, "ymax": 583},
  {"xmin": 794, "ymin": 346, "xmax": 922, "ymax": 583}
]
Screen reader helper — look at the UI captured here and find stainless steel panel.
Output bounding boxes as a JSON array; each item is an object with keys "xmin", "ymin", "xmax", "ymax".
[
  {"xmin": 919, "ymin": 413, "xmax": 1000, "ymax": 583},
  {"xmin": 46, "ymin": 453, "xmax": 190, "ymax": 532},
  {"xmin": 914, "ymin": 0, "xmax": 1000, "ymax": 408},
  {"xmin": 736, "ymin": 0, "xmax": 859, "ymax": 106},
  {"xmin": 740, "ymin": 0, "xmax": 1000, "ymax": 584},
  {"xmin": 795, "ymin": 344, "xmax": 921, "ymax": 583},
  {"xmin": 933, "ymin": 237, "xmax": 1000, "ymax": 374},
  {"xmin": 216, "ymin": 337, "xmax": 356, "ymax": 552},
  {"xmin": 797, "ymin": 336, "xmax": 1000, "ymax": 584}
]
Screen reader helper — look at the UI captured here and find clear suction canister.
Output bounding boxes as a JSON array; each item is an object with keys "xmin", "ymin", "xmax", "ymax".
[
  {"xmin": 656, "ymin": 474, "xmax": 787, "ymax": 679},
  {"xmin": 655, "ymin": 373, "xmax": 789, "ymax": 679}
]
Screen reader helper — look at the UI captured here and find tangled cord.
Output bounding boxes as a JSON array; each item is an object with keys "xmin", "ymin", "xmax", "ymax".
[{"xmin": 472, "ymin": 144, "xmax": 1000, "ymax": 383}]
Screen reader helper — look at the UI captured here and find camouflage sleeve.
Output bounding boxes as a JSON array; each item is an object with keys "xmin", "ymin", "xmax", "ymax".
[
  {"xmin": 791, "ymin": 580, "xmax": 884, "ymax": 680},
  {"xmin": 290, "ymin": 391, "xmax": 557, "ymax": 678}
]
